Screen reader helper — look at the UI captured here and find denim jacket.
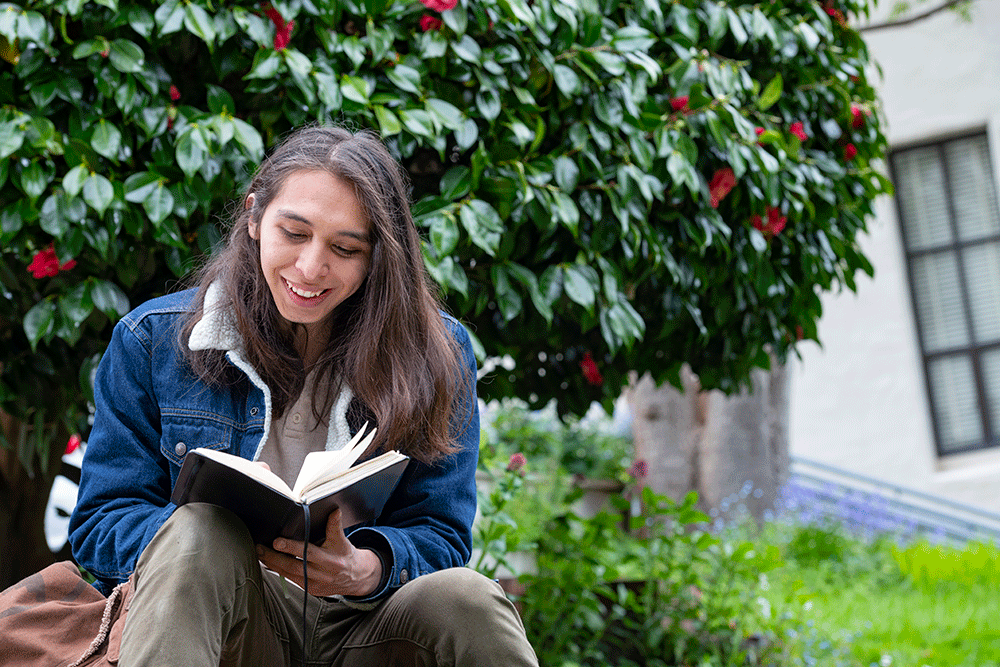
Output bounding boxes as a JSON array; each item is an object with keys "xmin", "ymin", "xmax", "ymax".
[{"xmin": 68, "ymin": 286, "xmax": 480, "ymax": 602}]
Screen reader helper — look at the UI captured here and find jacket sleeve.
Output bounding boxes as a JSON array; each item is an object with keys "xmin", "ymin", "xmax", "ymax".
[
  {"xmin": 68, "ymin": 317, "xmax": 176, "ymax": 595},
  {"xmin": 343, "ymin": 317, "xmax": 480, "ymax": 605}
]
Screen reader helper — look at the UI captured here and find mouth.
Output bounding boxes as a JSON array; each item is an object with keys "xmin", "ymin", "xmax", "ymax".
[{"xmin": 283, "ymin": 278, "xmax": 329, "ymax": 300}]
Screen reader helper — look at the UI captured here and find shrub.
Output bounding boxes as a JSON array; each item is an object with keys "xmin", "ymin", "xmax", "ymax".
[{"xmin": 0, "ymin": 0, "xmax": 889, "ymax": 473}]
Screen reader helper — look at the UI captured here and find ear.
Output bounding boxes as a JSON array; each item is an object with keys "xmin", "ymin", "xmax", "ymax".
[{"xmin": 245, "ymin": 193, "xmax": 259, "ymax": 239}]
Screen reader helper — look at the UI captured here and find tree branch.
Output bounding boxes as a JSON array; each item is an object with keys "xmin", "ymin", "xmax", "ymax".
[{"xmin": 859, "ymin": 0, "xmax": 971, "ymax": 32}]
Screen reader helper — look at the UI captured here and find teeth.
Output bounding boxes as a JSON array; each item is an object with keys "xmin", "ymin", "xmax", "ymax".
[{"xmin": 286, "ymin": 281, "xmax": 324, "ymax": 298}]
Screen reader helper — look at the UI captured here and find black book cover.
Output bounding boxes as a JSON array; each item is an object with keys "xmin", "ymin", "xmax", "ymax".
[{"xmin": 169, "ymin": 450, "xmax": 409, "ymax": 545}]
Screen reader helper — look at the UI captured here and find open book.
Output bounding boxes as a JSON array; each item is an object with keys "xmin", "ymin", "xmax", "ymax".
[{"xmin": 169, "ymin": 425, "xmax": 409, "ymax": 545}]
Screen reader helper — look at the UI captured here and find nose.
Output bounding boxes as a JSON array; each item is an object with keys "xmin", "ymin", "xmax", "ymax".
[{"xmin": 296, "ymin": 241, "xmax": 329, "ymax": 281}]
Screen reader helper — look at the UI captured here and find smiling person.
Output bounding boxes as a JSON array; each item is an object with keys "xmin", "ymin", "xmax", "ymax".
[{"xmin": 68, "ymin": 125, "xmax": 538, "ymax": 667}]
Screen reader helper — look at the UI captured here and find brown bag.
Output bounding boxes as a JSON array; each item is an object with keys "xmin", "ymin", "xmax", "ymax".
[{"xmin": 0, "ymin": 561, "xmax": 132, "ymax": 667}]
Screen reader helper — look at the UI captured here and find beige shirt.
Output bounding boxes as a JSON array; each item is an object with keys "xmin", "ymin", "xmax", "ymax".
[{"xmin": 258, "ymin": 369, "xmax": 329, "ymax": 486}]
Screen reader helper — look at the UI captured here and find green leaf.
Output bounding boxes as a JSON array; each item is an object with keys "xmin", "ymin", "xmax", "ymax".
[
  {"xmin": 386, "ymin": 65, "xmax": 421, "ymax": 95},
  {"xmin": 59, "ymin": 283, "xmax": 94, "ymax": 326},
  {"xmin": 24, "ymin": 300, "xmax": 56, "ymax": 350},
  {"xmin": 232, "ymin": 119, "xmax": 264, "ymax": 160},
  {"xmin": 175, "ymin": 132, "xmax": 206, "ymax": 179},
  {"xmin": 108, "ymin": 39, "xmax": 144, "ymax": 73},
  {"xmin": 429, "ymin": 214, "xmax": 460, "ymax": 256},
  {"xmin": 82, "ymin": 174, "xmax": 114, "ymax": 216},
  {"xmin": 491, "ymin": 265, "xmax": 523, "ymax": 322},
  {"xmin": 757, "ymin": 74, "xmax": 783, "ymax": 111},
  {"xmin": 341, "ymin": 75, "xmax": 370, "ymax": 104},
  {"xmin": 564, "ymin": 264, "xmax": 598, "ymax": 311},
  {"xmin": 184, "ymin": 3, "xmax": 216, "ymax": 44},
  {"xmin": 20, "ymin": 161, "xmax": 47, "ymax": 200},
  {"xmin": 245, "ymin": 50, "xmax": 282, "ymax": 79},
  {"xmin": 63, "ymin": 165, "xmax": 88, "ymax": 197},
  {"xmin": 611, "ymin": 26, "xmax": 655, "ymax": 53},
  {"xmin": 0, "ymin": 121, "xmax": 25, "ymax": 159},
  {"xmin": 451, "ymin": 35, "xmax": 482, "ymax": 64},
  {"xmin": 90, "ymin": 279, "xmax": 130, "ymax": 318},
  {"xmin": 553, "ymin": 64, "xmax": 581, "ymax": 96},
  {"xmin": 72, "ymin": 38, "xmax": 108, "ymax": 59},
  {"xmin": 39, "ymin": 195, "xmax": 68, "ymax": 237},
  {"xmin": 123, "ymin": 171, "xmax": 162, "ymax": 203},
  {"xmin": 143, "ymin": 183, "xmax": 175, "ymax": 225},
  {"xmin": 206, "ymin": 84, "xmax": 235, "ymax": 115},
  {"xmin": 91, "ymin": 120, "xmax": 122, "ymax": 160},
  {"xmin": 476, "ymin": 88, "xmax": 501, "ymax": 121},
  {"xmin": 426, "ymin": 98, "xmax": 464, "ymax": 130},
  {"xmin": 507, "ymin": 262, "xmax": 552, "ymax": 324},
  {"xmin": 374, "ymin": 106, "xmax": 402, "ymax": 136},
  {"xmin": 441, "ymin": 166, "xmax": 471, "ymax": 200}
]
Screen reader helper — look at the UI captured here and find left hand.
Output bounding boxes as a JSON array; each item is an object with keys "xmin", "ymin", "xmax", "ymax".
[{"xmin": 256, "ymin": 508, "xmax": 383, "ymax": 598}]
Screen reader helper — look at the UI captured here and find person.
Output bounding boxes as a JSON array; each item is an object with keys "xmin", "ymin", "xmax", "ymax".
[{"xmin": 68, "ymin": 124, "xmax": 538, "ymax": 667}]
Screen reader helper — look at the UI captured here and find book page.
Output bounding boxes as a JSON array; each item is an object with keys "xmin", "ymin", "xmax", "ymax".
[
  {"xmin": 300, "ymin": 450, "xmax": 408, "ymax": 504},
  {"xmin": 195, "ymin": 448, "xmax": 294, "ymax": 498},
  {"xmin": 291, "ymin": 425, "xmax": 377, "ymax": 499}
]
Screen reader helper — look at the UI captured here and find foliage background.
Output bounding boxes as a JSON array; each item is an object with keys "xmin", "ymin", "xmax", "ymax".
[{"xmin": 0, "ymin": 0, "xmax": 889, "ymax": 580}]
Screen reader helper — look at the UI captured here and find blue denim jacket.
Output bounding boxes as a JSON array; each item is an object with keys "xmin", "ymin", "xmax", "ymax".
[{"xmin": 68, "ymin": 288, "xmax": 480, "ymax": 601}]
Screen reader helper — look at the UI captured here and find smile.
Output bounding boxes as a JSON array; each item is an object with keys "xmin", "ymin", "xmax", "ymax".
[{"xmin": 284, "ymin": 278, "xmax": 328, "ymax": 299}]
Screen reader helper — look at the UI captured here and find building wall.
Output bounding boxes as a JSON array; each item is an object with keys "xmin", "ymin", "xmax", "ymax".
[{"xmin": 789, "ymin": 0, "xmax": 1000, "ymax": 513}]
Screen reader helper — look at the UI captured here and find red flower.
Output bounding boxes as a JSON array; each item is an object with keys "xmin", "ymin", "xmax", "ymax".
[
  {"xmin": 420, "ymin": 14, "xmax": 443, "ymax": 31},
  {"xmin": 65, "ymin": 433, "xmax": 82, "ymax": 455},
  {"xmin": 755, "ymin": 127, "xmax": 765, "ymax": 136},
  {"xmin": 670, "ymin": 96, "xmax": 690, "ymax": 113},
  {"xmin": 263, "ymin": 4, "xmax": 294, "ymax": 50},
  {"xmin": 100, "ymin": 48, "xmax": 109, "ymax": 58},
  {"xmin": 789, "ymin": 122, "xmax": 807, "ymax": 141},
  {"xmin": 628, "ymin": 459, "xmax": 648, "ymax": 479},
  {"xmin": 843, "ymin": 143, "xmax": 857, "ymax": 161},
  {"xmin": 27, "ymin": 245, "xmax": 76, "ymax": 279},
  {"xmin": 169, "ymin": 85, "xmax": 181, "ymax": 102},
  {"xmin": 709, "ymin": 167, "xmax": 736, "ymax": 208},
  {"xmin": 580, "ymin": 351, "xmax": 603, "ymax": 386},
  {"xmin": 850, "ymin": 104, "xmax": 864, "ymax": 129},
  {"xmin": 751, "ymin": 206, "xmax": 787, "ymax": 239},
  {"xmin": 420, "ymin": 0, "xmax": 458, "ymax": 10},
  {"xmin": 506, "ymin": 452, "xmax": 527, "ymax": 474}
]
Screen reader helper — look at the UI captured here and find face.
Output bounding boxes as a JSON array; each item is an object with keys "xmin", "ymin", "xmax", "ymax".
[{"xmin": 248, "ymin": 170, "xmax": 372, "ymax": 345}]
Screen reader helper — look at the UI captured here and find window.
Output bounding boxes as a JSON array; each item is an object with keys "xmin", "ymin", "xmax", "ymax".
[{"xmin": 890, "ymin": 132, "xmax": 1000, "ymax": 456}]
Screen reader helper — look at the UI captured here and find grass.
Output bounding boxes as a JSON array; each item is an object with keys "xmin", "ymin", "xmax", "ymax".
[{"xmin": 756, "ymin": 523, "xmax": 1000, "ymax": 667}]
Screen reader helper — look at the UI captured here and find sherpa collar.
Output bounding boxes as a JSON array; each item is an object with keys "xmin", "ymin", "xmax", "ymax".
[{"xmin": 185, "ymin": 281, "xmax": 355, "ymax": 455}]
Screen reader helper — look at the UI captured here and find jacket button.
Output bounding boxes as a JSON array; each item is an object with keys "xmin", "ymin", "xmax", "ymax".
[
  {"xmin": 250, "ymin": 407, "xmax": 258, "ymax": 416},
  {"xmin": 399, "ymin": 569, "xmax": 409, "ymax": 584},
  {"xmin": 175, "ymin": 442, "xmax": 187, "ymax": 457}
]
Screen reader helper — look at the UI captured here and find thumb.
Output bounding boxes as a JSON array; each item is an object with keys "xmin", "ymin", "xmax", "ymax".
[{"xmin": 322, "ymin": 508, "xmax": 347, "ymax": 548}]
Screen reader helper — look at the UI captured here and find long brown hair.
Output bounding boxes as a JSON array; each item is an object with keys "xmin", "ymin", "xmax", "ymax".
[{"xmin": 180, "ymin": 125, "xmax": 469, "ymax": 462}]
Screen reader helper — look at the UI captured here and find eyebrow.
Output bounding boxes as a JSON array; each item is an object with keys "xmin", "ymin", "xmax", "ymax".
[{"xmin": 276, "ymin": 209, "xmax": 371, "ymax": 243}]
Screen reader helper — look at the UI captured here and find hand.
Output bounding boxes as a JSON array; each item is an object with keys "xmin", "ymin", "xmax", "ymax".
[{"xmin": 256, "ymin": 508, "xmax": 383, "ymax": 598}]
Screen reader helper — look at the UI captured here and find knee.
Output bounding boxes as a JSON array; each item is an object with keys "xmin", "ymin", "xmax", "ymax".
[
  {"xmin": 408, "ymin": 568, "xmax": 512, "ymax": 625},
  {"xmin": 139, "ymin": 503, "xmax": 256, "ymax": 577}
]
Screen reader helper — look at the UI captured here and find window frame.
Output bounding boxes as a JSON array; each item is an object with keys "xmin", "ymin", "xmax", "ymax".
[{"xmin": 889, "ymin": 129, "xmax": 1000, "ymax": 457}]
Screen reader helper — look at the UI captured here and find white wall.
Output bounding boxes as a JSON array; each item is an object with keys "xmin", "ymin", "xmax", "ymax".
[{"xmin": 789, "ymin": 0, "xmax": 1000, "ymax": 513}]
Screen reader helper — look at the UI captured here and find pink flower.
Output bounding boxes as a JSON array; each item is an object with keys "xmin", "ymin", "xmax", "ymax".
[
  {"xmin": 850, "ymin": 104, "xmax": 864, "ymax": 129},
  {"xmin": 27, "ymin": 245, "xmax": 76, "ymax": 279},
  {"xmin": 420, "ymin": 14, "xmax": 443, "ymax": 31},
  {"xmin": 420, "ymin": 0, "xmax": 458, "ymax": 10},
  {"xmin": 789, "ymin": 122, "xmax": 807, "ymax": 141},
  {"xmin": 843, "ymin": 143, "xmax": 857, "ymax": 161},
  {"xmin": 670, "ymin": 96, "xmax": 690, "ymax": 113},
  {"xmin": 708, "ymin": 167, "xmax": 736, "ymax": 208},
  {"xmin": 580, "ymin": 351, "xmax": 603, "ymax": 386},
  {"xmin": 628, "ymin": 459, "xmax": 648, "ymax": 479},
  {"xmin": 263, "ymin": 4, "xmax": 295, "ymax": 50},
  {"xmin": 751, "ymin": 206, "xmax": 787, "ymax": 239},
  {"xmin": 506, "ymin": 452, "xmax": 526, "ymax": 474},
  {"xmin": 65, "ymin": 434, "xmax": 82, "ymax": 455},
  {"xmin": 755, "ymin": 127, "xmax": 765, "ymax": 136},
  {"xmin": 169, "ymin": 85, "xmax": 181, "ymax": 102}
]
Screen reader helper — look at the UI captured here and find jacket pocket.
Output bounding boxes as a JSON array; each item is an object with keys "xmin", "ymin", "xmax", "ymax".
[{"xmin": 160, "ymin": 410, "xmax": 233, "ymax": 469}]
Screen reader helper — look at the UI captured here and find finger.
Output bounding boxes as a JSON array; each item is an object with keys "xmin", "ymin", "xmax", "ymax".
[
  {"xmin": 256, "ymin": 461, "xmax": 270, "ymax": 471},
  {"xmin": 256, "ymin": 544, "xmax": 304, "ymax": 584},
  {"xmin": 322, "ymin": 509, "xmax": 349, "ymax": 552}
]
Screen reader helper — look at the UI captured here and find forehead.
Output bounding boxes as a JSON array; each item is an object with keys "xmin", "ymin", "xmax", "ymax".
[{"xmin": 268, "ymin": 170, "xmax": 371, "ymax": 235}]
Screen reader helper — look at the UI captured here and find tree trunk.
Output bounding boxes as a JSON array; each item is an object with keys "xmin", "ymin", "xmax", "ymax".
[
  {"xmin": 629, "ymin": 360, "xmax": 789, "ymax": 525},
  {"xmin": 0, "ymin": 411, "xmax": 64, "ymax": 591}
]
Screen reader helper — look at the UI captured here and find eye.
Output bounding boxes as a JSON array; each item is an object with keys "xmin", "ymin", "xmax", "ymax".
[
  {"xmin": 281, "ymin": 228, "xmax": 307, "ymax": 241},
  {"xmin": 333, "ymin": 245, "xmax": 359, "ymax": 257}
]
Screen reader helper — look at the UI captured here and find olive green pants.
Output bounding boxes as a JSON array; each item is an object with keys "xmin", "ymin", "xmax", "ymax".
[{"xmin": 119, "ymin": 503, "xmax": 537, "ymax": 667}]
